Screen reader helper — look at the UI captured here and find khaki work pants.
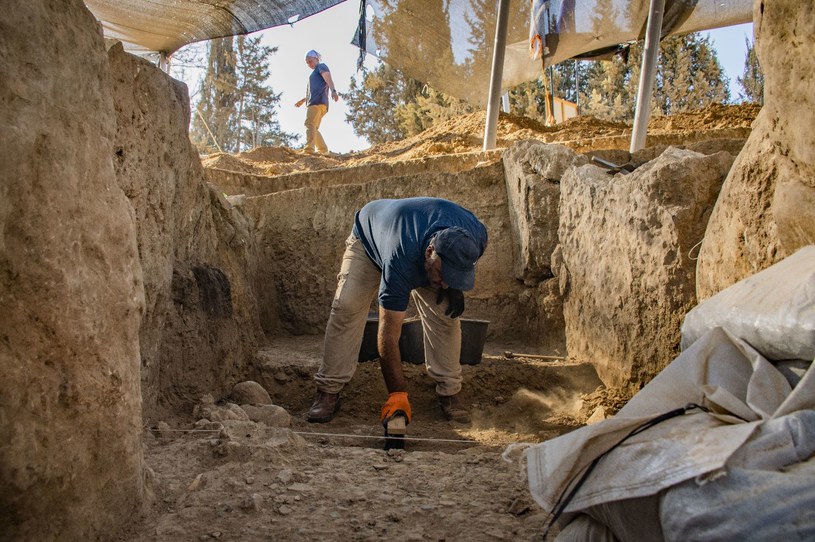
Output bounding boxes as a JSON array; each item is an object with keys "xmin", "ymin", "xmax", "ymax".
[
  {"xmin": 315, "ymin": 235, "xmax": 463, "ymax": 396},
  {"xmin": 304, "ymin": 104, "xmax": 328, "ymax": 153}
]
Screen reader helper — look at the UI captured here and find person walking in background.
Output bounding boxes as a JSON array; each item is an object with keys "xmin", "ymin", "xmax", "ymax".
[{"xmin": 294, "ymin": 49, "xmax": 338, "ymax": 154}]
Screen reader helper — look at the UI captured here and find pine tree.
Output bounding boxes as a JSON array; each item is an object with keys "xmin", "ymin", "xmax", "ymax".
[
  {"xmin": 580, "ymin": 45, "xmax": 637, "ymax": 121},
  {"xmin": 737, "ymin": 37, "xmax": 764, "ymax": 104},
  {"xmin": 190, "ymin": 35, "xmax": 295, "ymax": 154},
  {"xmin": 344, "ymin": 63, "xmax": 417, "ymax": 143},
  {"xmin": 579, "ymin": 32, "xmax": 729, "ymax": 122},
  {"xmin": 344, "ymin": 62, "xmax": 471, "ymax": 144},
  {"xmin": 655, "ymin": 33, "xmax": 729, "ymax": 115},
  {"xmin": 233, "ymin": 36, "xmax": 297, "ymax": 150},
  {"xmin": 192, "ymin": 37, "xmax": 238, "ymax": 152}
]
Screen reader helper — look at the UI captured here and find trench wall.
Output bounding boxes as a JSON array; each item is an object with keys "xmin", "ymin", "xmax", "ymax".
[
  {"xmin": 242, "ymin": 158, "xmax": 549, "ymax": 345},
  {"xmin": 697, "ymin": 0, "xmax": 815, "ymax": 296},
  {"xmin": 0, "ymin": 1, "xmax": 144, "ymax": 539},
  {"xmin": 107, "ymin": 45, "xmax": 265, "ymax": 421}
]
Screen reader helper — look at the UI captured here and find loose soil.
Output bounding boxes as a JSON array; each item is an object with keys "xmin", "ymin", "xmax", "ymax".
[
  {"xmin": 201, "ymin": 103, "xmax": 760, "ymax": 176},
  {"xmin": 119, "ymin": 104, "xmax": 760, "ymax": 541},
  {"xmin": 117, "ymin": 336, "xmax": 608, "ymax": 541}
]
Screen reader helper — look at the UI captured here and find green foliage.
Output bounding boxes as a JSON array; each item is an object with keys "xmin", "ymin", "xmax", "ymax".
[
  {"xmin": 343, "ymin": 62, "xmax": 472, "ymax": 145},
  {"xmin": 191, "ymin": 37, "xmax": 238, "ymax": 152},
  {"xmin": 234, "ymin": 36, "xmax": 298, "ymax": 150},
  {"xmin": 654, "ymin": 33, "xmax": 729, "ymax": 115},
  {"xmin": 189, "ymin": 36, "xmax": 297, "ymax": 154},
  {"xmin": 576, "ymin": 32, "xmax": 729, "ymax": 122},
  {"xmin": 344, "ymin": 63, "xmax": 416, "ymax": 143},
  {"xmin": 737, "ymin": 37, "xmax": 764, "ymax": 105}
]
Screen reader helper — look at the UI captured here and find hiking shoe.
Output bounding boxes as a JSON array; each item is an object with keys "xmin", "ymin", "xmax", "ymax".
[
  {"xmin": 438, "ymin": 393, "xmax": 471, "ymax": 423},
  {"xmin": 306, "ymin": 391, "xmax": 341, "ymax": 423}
]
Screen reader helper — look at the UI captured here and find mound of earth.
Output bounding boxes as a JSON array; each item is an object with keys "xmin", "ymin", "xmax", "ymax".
[{"xmin": 201, "ymin": 103, "xmax": 760, "ymax": 176}]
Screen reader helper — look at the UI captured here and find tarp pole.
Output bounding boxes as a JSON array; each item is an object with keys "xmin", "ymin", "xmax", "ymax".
[
  {"xmin": 159, "ymin": 51, "xmax": 170, "ymax": 73},
  {"xmin": 629, "ymin": 0, "xmax": 666, "ymax": 153},
  {"xmin": 482, "ymin": 0, "xmax": 511, "ymax": 151}
]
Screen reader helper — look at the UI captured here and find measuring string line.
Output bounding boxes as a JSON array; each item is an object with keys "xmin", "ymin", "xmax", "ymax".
[{"xmin": 146, "ymin": 427, "xmax": 475, "ymax": 444}]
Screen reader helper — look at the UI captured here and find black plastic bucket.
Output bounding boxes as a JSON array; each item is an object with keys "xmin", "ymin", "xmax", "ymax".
[
  {"xmin": 357, "ymin": 318, "xmax": 380, "ymax": 362},
  {"xmin": 399, "ymin": 318, "xmax": 425, "ymax": 364},
  {"xmin": 364, "ymin": 318, "xmax": 489, "ymax": 366},
  {"xmin": 460, "ymin": 319, "xmax": 489, "ymax": 365}
]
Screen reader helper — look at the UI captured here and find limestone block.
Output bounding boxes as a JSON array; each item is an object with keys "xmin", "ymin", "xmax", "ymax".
[
  {"xmin": 697, "ymin": 0, "xmax": 815, "ymax": 298},
  {"xmin": 0, "ymin": 0, "xmax": 143, "ymax": 539},
  {"xmin": 559, "ymin": 148, "xmax": 733, "ymax": 388},
  {"xmin": 502, "ymin": 141, "xmax": 587, "ymax": 283}
]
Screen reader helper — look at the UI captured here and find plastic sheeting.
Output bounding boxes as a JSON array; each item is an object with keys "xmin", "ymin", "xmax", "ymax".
[
  {"xmin": 86, "ymin": 0, "xmax": 752, "ymax": 105},
  {"xmin": 83, "ymin": 0, "xmax": 345, "ymax": 55},
  {"xmin": 681, "ymin": 245, "xmax": 815, "ymax": 362},
  {"xmin": 353, "ymin": 0, "xmax": 751, "ymax": 105},
  {"xmin": 522, "ymin": 248, "xmax": 815, "ymax": 541},
  {"xmin": 526, "ymin": 327, "xmax": 815, "ymax": 540}
]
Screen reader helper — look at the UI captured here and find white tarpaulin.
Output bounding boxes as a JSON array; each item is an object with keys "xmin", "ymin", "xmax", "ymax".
[
  {"xmin": 523, "ymin": 247, "xmax": 815, "ymax": 540},
  {"xmin": 682, "ymin": 245, "xmax": 815, "ymax": 362}
]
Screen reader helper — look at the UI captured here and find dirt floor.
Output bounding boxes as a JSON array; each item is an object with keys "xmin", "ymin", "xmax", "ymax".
[
  {"xmin": 118, "ymin": 104, "xmax": 759, "ymax": 541},
  {"xmin": 117, "ymin": 335, "xmax": 619, "ymax": 541}
]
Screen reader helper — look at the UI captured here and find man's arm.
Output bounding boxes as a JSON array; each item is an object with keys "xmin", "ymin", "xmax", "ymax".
[
  {"xmin": 321, "ymin": 70, "xmax": 339, "ymax": 102},
  {"xmin": 377, "ymin": 306, "xmax": 406, "ymax": 393}
]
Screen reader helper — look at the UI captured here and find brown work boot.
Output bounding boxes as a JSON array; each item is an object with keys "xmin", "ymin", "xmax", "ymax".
[
  {"xmin": 438, "ymin": 393, "xmax": 471, "ymax": 423},
  {"xmin": 306, "ymin": 391, "xmax": 341, "ymax": 423}
]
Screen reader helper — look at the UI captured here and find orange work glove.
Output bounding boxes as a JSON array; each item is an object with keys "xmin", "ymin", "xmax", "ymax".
[{"xmin": 380, "ymin": 391, "xmax": 412, "ymax": 425}]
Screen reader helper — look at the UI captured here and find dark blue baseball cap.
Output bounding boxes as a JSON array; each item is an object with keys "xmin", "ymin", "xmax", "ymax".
[{"xmin": 433, "ymin": 227, "xmax": 481, "ymax": 291}]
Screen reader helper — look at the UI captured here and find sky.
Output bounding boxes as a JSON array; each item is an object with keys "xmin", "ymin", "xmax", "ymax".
[{"xmin": 173, "ymin": 1, "xmax": 755, "ymax": 155}]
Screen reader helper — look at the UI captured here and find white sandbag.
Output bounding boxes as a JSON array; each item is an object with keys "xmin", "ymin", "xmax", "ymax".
[{"xmin": 682, "ymin": 245, "xmax": 815, "ymax": 361}]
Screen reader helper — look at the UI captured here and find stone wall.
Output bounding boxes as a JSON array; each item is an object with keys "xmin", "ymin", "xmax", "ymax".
[
  {"xmin": 502, "ymin": 141, "xmax": 589, "ymax": 348},
  {"xmin": 558, "ymin": 148, "xmax": 733, "ymax": 388},
  {"xmin": 696, "ymin": 0, "xmax": 815, "ymax": 298},
  {"xmin": 0, "ymin": 1, "xmax": 144, "ymax": 538},
  {"xmin": 107, "ymin": 45, "xmax": 265, "ymax": 420}
]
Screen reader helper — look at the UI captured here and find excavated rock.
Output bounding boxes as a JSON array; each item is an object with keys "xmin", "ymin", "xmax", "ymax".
[
  {"xmin": 0, "ymin": 0, "xmax": 143, "ymax": 539},
  {"xmin": 558, "ymin": 147, "xmax": 734, "ymax": 388},
  {"xmin": 230, "ymin": 380, "xmax": 273, "ymax": 405},
  {"xmin": 192, "ymin": 394, "xmax": 250, "ymax": 422},
  {"xmin": 503, "ymin": 141, "xmax": 588, "ymax": 283},
  {"xmin": 697, "ymin": 0, "xmax": 815, "ymax": 297},
  {"xmin": 241, "ymin": 404, "xmax": 292, "ymax": 427},
  {"xmin": 107, "ymin": 44, "xmax": 265, "ymax": 419}
]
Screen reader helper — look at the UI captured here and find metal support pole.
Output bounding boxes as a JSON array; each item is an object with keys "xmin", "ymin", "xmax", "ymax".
[
  {"xmin": 482, "ymin": 0, "xmax": 511, "ymax": 151},
  {"xmin": 629, "ymin": 0, "xmax": 665, "ymax": 153},
  {"xmin": 159, "ymin": 51, "xmax": 170, "ymax": 73}
]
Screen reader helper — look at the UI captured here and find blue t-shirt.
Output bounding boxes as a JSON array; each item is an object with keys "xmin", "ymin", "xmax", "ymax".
[
  {"xmin": 352, "ymin": 197, "xmax": 488, "ymax": 311},
  {"xmin": 308, "ymin": 63, "xmax": 330, "ymax": 106}
]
